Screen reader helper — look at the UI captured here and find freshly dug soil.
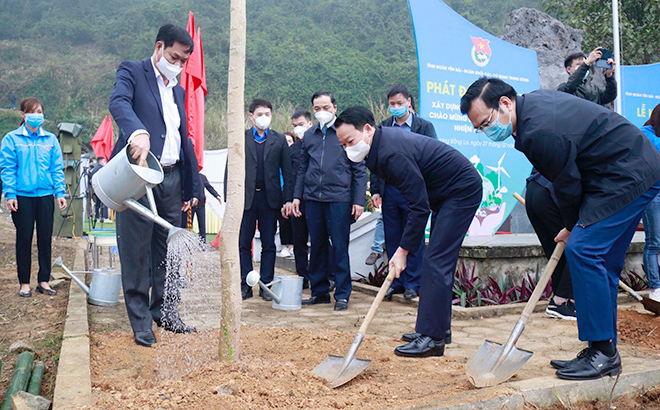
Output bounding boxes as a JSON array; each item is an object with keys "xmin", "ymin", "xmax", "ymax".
[
  {"xmin": 618, "ymin": 309, "xmax": 660, "ymax": 350},
  {"xmin": 91, "ymin": 326, "xmax": 470, "ymax": 410}
]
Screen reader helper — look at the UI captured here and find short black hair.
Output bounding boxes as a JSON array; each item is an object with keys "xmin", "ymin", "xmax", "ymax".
[
  {"xmin": 248, "ymin": 98, "xmax": 272, "ymax": 113},
  {"xmin": 311, "ymin": 90, "xmax": 336, "ymax": 105},
  {"xmin": 291, "ymin": 109, "xmax": 311, "ymax": 122},
  {"xmin": 460, "ymin": 77, "xmax": 517, "ymax": 115},
  {"xmin": 387, "ymin": 84, "xmax": 411, "ymax": 100},
  {"xmin": 564, "ymin": 52, "xmax": 586, "ymax": 69},
  {"xmin": 335, "ymin": 106, "xmax": 376, "ymax": 131},
  {"xmin": 156, "ymin": 24, "xmax": 194, "ymax": 53}
]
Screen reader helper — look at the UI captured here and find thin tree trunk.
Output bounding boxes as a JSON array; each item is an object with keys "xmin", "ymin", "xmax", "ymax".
[{"xmin": 219, "ymin": 0, "xmax": 246, "ymax": 361}]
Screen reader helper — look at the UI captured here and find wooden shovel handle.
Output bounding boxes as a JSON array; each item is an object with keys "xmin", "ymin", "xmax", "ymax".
[
  {"xmin": 358, "ymin": 265, "xmax": 398, "ymax": 335},
  {"xmin": 521, "ymin": 241, "xmax": 564, "ymax": 322}
]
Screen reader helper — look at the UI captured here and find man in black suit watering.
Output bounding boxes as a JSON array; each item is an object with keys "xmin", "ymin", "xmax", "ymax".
[
  {"xmin": 239, "ymin": 99, "xmax": 294, "ymax": 301},
  {"xmin": 109, "ymin": 24, "xmax": 198, "ymax": 347}
]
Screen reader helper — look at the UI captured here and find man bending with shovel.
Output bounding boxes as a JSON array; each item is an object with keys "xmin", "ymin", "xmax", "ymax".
[
  {"xmin": 461, "ymin": 77, "xmax": 660, "ymax": 380},
  {"xmin": 335, "ymin": 106, "xmax": 482, "ymax": 357}
]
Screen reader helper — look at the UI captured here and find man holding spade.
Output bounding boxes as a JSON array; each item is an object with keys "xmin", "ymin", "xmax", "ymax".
[
  {"xmin": 335, "ymin": 106, "xmax": 482, "ymax": 357},
  {"xmin": 461, "ymin": 77, "xmax": 660, "ymax": 380}
]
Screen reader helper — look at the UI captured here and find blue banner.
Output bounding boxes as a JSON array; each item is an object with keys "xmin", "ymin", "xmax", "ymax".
[
  {"xmin": 621, "ymin": 63, "xmax": 660, "ymax": 128},
  {"xmin": 409, "ymin": 0, "xmax": 540, "ymax": 236}
]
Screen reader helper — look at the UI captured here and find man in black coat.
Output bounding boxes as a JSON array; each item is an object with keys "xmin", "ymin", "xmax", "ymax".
[
  {"xmin": 462, "ymin": 77, "xmax": 660, "ymax": 380},
  {"xmin": 336, "ymin": 106, "xmax": 482, "ymax": 357},
  {"xmin": 239, "ymin": 98, "xmax": 293, "ymax": 301},
  {"xmin": 372, "ymin": 84, "xmax": 437, "ymax": 301},
  {"xmin": 292, "ymin": 91, "xmax": 367, "ymax": 311}
]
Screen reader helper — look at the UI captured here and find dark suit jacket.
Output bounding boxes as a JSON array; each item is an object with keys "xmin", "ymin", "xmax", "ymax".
[
  {"xmin": 243, "ymin": 128, "xmax": 293, "ymax": 210},
  {"xmin": 197, "ymin": 173, "xmax": 220, "ymax": 208},
  {"xmin": 108, "ymin": 58, "xmax": 195, "ymax": 200},
  {"xmin": 371, "ymin": 114, "xmax": 437, "ymax": 198}
]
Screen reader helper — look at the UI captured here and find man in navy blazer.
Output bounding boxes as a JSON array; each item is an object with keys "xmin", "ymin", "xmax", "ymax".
[{"xmin": 109, "ymin": 24, "xmax": 197, "ymax": 347}]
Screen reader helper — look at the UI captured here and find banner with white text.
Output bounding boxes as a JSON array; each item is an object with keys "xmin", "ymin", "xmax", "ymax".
[
  {"xmin": 621, "ymin": 63, "xmax": 660, "ymax": 128},
  {"xmin": 409, "ymin": 0, "xmax": 540, "ymax": 236}
]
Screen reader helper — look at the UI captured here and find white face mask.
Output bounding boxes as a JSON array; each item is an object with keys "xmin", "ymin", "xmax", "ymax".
[
  {"xmin": 293, "ymin": 125, "xmax": 307, "ymax": 139},
  {"xmin": 315, "ymin": 110, "xmax": 334, "ymax": 126},
  {"xmin": 345, "ymin": 132, "xmax": 370, "ymax": 163},
  {"xmin": 254, "ymin": 115, "xmax": 271, "ymax": 131},
  {"xmin": 156, "ymin": 47, "xmax": 183, "ymax": 82}
]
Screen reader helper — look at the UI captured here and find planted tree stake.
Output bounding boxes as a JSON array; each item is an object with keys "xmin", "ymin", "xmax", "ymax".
[
  {"xmin": 1, "ymin": 351, "xmax": 34, "ymax": 410},
  {"xmin": 27, "ymin": 361, "xmax": 45, "ymax": 396}
]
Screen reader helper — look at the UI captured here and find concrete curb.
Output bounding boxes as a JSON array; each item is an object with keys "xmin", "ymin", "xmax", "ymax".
[
  {"xmin": 352, "ymin": 282, "xmax": 647, "ymax": 319},
  {"xmin": 52, "ymin": 240, "xmax": 92, "ymax": 409},
  {"xmin": 412, "ymin": 362, "xmax": 660, "ymax": 409}
]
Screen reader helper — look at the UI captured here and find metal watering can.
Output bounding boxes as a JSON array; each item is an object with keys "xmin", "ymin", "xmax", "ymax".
[
  {"xmin": 246, "ymin": 271, "xmax": 303, "ymax": 311},
  {"xmin": 52, "ymin": 257, "xmax": 121, "ymax": 306},
  {"xmin": 91, "ymin": 145, "xmax": 187, "ymax": 243}
]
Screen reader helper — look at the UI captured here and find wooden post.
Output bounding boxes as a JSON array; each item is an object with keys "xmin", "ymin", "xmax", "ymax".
[{"xmin": 219, "ymin": 0, "xmax": 246, "ymax": 361}]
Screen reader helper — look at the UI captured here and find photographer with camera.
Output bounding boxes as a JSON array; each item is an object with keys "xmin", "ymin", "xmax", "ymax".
[{"xmin": 557, "ymin": 47, "xmax": 617, "ymax": 106}]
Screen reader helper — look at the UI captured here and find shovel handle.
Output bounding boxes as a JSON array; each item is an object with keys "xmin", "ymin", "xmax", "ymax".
[
  {"xmin": 521, "ymin": 241, "xmax": 564, "ymax": 322},
  {"xmin": 358, "ymin": 264, "xmax": 398, "ymax": 335},
  {"xmin": 618, "ymin": 280, "xmax": 643, "ymax": 302}
]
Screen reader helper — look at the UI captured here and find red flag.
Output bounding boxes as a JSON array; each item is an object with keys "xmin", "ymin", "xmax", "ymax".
[
  {"xmin": 181, "ymin": 11, "xmax": 207, "ymax": 170},
  {"xmin": 90, "ymin": 115, "xmax": 114, "ymax": 161}
]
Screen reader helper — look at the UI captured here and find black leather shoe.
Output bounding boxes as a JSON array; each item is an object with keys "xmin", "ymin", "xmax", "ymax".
[
  {"xmin": 403, "ymin": 289, "xmax": 417, "ymax": 300},
  {"xmin": 259, "ymin": 289, "xmax": 273, "ymax": 302},
  {"xmin": 555, "ymin": 347, "xmax": 621, "ymax": 380},
  {"xmin": 242, "ymin": 287, "xmax": 253, "ymax": 300},
  {"xmin": 134, "ymin": 330, "xmax": 156, "ymax": 347},
  {"xmin": 328, "ymin": 280, "xmax": 336, "ymax": 293},
  {"xmin": 394, "ymin": 335, "xmax": 445, "ymax": 358},
  {"xmin": 384, "ymin": 287, "xmax": 395, "ymax": 301},
  {"xmin": 402, "ymin": 329, "xmax": 452, "ymax": 344},
  {"xmin": 550, "ymin": 347, "xmax": 590, "ymax": 369},
  {"xmin": 334, "ymin": 299, "xmax": 348, "ymax": 311},
  {"xmin": 18, "ymin": 289, "xmax": 32, "ymax": 298},
  {"xmin": 155, "ymin": 317, "xmax": 197, "ymax": 334},
  {"xmin": 36, "ymin": 285, "xmax": 57, "ymax": 296},
  {"xmin": 302, "ymin": 293, "xmax": 331, "ymax": 305}
]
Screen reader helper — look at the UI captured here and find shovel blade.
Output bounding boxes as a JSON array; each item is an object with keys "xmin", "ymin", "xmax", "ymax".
[
  {"xmin": 642, "ymin": 296, "xmax": 660, "ymax": 316},
  {"xmin": 465, "ymin": 340, "xmax": 533, "ymax": 387},
  {"xmin": 312, "ymin": 354, "xmax": 371, "ymax": 388}
]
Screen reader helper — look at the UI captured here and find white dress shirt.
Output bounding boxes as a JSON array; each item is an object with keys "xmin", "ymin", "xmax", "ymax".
[{"xmin": 129, "ymin": 59, "xmax": 182, "ymax": 166}]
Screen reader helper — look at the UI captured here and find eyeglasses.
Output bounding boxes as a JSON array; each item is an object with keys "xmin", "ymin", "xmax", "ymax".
[{"xmin": 474, "ymin": 107, "xmax": 497, "ymax": 133}]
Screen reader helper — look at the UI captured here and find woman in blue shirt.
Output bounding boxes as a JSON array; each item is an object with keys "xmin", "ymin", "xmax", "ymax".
[
  {"xmin": 642, "ymin": 103, "xmax": 660, "ymax": 303},
  {"xmin": 0, "ymin": 97, "xmax": 67, "ymax": 297}
]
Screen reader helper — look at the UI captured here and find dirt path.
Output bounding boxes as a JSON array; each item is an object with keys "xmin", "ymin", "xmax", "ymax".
[{"xmin": 0, "ymin": 210, "xmax": 77, "ymax": 400}]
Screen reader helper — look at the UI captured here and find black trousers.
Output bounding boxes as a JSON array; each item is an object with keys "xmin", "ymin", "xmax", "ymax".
[
  {"xmin": 116, "ymin": 167, "xmax": 182, "ymax": 333},
  {"xmin": 525, "ymin": 179, "xmax": 574, "ymax": 299},
  {"xmin": 416, "ymin": 185, "xmax": 481, "ymax": 339},
  {"xmin": 291, "ymin": 200, "xmax": 309, "ymax": 279},
  {"xmin": 12, "ymin": 195, "xmax": 54, "ymax": 284},
  {"xmin": 239, "ymin": 190, "xmax": 279, "ymax": 288},
  {"xmin": 278, "ymin": 213, "xmax": 293, "ymax": 246}
]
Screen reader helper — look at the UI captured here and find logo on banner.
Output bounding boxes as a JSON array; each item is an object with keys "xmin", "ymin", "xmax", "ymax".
[{"xmin": 470, "ymin": 37, "xmax": 492, "ymax": 67}]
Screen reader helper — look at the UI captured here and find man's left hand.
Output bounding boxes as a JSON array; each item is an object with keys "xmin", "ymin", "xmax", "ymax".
[
  {"xmin": 191, "ymin": 198, "xmax": 199, "ymax": 208},
  {"xmin": 352, "ymin": 204, "xmax": 364, "ymax": 221},
  {"xmin": 605, "ymin": 59, "xmax": 616, "ymax": 77},
  {"xmin": 181, "ymin": 201, "xmax": 191, "ymax": 212},
  {"xmin": 57, "ymin": 197, "xmax": 67, "ymax": 211}
]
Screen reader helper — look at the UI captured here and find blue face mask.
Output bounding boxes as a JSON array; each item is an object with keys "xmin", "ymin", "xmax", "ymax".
[
  {"xmin": 389, "ymin": 105, "xmax": 408, "ymax": 118},
  {"xmin": 25, "ymin": 113, "xmax": 44, "ymax": 129},
  {"xmin": 482, "ymin": 109, "xmax": 513, "ymax": 142}
]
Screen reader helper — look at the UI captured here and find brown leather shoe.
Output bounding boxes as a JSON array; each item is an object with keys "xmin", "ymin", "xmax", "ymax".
[{"xmin": 365, "ymin": 252, "xmax": 382, "ymax": 265}]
